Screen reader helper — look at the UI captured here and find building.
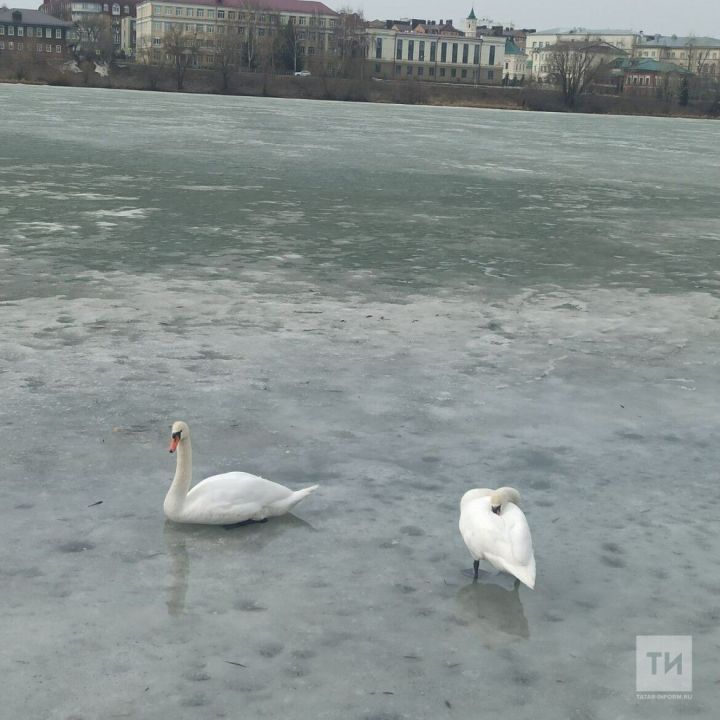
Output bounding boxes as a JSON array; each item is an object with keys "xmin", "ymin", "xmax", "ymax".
[
  {"xmin": 120, "ymin": 14, "xmax": 135, "ymax": 55},
  {"xmin": 609, "ymin": 57, "xmax": 692, "ymax": 96},
  {"xmin": 40, "ymin": 1, "xmax": 141, "ymax": 52},
  {"xmin": 135, "ymin": 0, "xmax": 338, "ymax": 68},
  {"xmin": 532, "ymin": 40, "xmax": 628, "ymax": 83},
  {"xmin": 366, "ymin": 11, "xmax": 506, "ymax": 84},
  {"xmin": 503, "ymin": 39, "xmax": 528, "ymax": 84},
  {"xmin": 0, "ymin": 7, "xmax": 74, "ymax": 58},
  {"xmin": 634, "ymin": 35, "xmax": 720, "ymax": 78},
  {"xmin": 529, "ymin": 28, "xmax": 638, "ymax": 79}
]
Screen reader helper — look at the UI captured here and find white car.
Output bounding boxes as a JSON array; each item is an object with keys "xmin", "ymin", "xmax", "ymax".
[{"xmin": 294, "ymin": 70, "xmax": 311, "ymax": 77}]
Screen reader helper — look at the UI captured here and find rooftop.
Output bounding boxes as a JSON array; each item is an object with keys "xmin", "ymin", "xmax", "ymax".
[
  {"xmin": 536, "ymin": 27, "xmax": 637, "ymax": 36},
  {"xmin": 638, "ymin": 35, "xmax": 720, "ymax": 48},
  {"xmin": 0, "ymin": 7, "xmax": 74, "ymax": 26},
  {"xmin": 135, "ymin": 0, "xmax": 338, "ymax": 14}
]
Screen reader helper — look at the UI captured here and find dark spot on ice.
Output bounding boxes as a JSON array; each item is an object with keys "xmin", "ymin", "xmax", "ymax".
[
  {"xmin": 257, "ymin": 642, "xmax": 283, "ymax": 658},
  {"xmin": 536, "ymin": 498, "xmax": 555, "ymax": 507},
  {"xmin": 513, "ymin": 670, "xmax": 538, "ymax": 686},
  {"xmin": 14, "ymin": 503, "xmax": 34, "ymax": 510},
  {"xmin": 543, "ymin": 613, "xmax": 564, "ymax": 622},
  {"xmin": 616, "ymin": 431, "xmax": 645, "ymax": 441},
  {"xmin": 512, "ymin": 448, "xmax": 562, "ymax": 471},
  {"xmin": 284, "ymin": 664, "xmax": 308, "ymax": 678},
  {"xmin": 185, "ymin": 671, "xmax": 211, "ymax": 682},
  {"xmin": 4, "ymin": 566, "xmax": 44, "ymax": 578},
  {"xmin": 363, "ymin": 714, "xmax": 403, "ymax": 720},
  {"xmin": 602, "ymin": 542, "xmax": 624, "ymax": 554},
  {"xmin": 447, "ymin": 614, "xmax": 469, "ymax": 627},
  {"xmin": 394, "ymin": 584, "xmax": 417, "ymax": 594},
  {"xmin": 180, "ymin": 694, "xmax": 207, "ymax": 707},
  {"xmin": 416, "ymin": 607, "xmax": 435, "ymax": 617},
  {"xmin": 57, "ymin": 541, "xmax": 95, "ymax": 553},
  {"xmin": 421, "ymin": 456, "xmax": 440, "ymax": 463},
  {"xmin": 601, "ymin": 554, "xmax": 626, "ymax": 568},
  {"xmin": 576, "ymin": 599, "xmax": 597, "ymax": 610},
  {"xmin": 529, "ymin": 478, "xmax": 552, "ymax": 490},
  {"xmin": 234, "ymin": 599, "xmax": 267, "ymax": 612},
  {"xmin": 399, "ymin": 525, "xmax": 424, "ymax": 537},
  {"xmin": 291, "ymin": 648, "xmax": 316, "ymax": 660}
]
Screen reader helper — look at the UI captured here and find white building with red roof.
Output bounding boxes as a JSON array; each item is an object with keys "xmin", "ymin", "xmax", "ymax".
[{"xmin": 134, "ymin": 0, "xmax": 338, "ymax": 67}]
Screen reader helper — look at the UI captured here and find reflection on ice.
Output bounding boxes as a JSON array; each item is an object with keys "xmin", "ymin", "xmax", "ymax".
[{"xmin": 455, "ymin": 579, "xmax": 530, "ymax": 644}]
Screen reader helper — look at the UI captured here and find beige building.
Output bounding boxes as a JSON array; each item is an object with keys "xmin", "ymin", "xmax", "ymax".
[
  {"xmin": 529, "ymin": 28, "xmax": 638, "ymax": 80},
  {"xmin": 135, "ymin": 0, "xmax": 338, "ymax": 67},
  {"xmin": 633, "ymin": 34, "xmax": 720, "ymax": 78},
  {"xmin": 366, "ymin": 13, "xmax": 506, "ymax": 84}
]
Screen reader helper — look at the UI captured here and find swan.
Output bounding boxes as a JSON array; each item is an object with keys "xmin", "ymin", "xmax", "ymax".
[
  {"xmin": 459, "ymin": 486, "xmax": 536, "ymax": 589},
  {"xmin": 164, "ymin": 421, "xmax": 318, "ymax": 525}
]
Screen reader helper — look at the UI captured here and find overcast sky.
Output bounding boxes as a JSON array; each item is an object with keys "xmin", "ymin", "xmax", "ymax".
[{"xmin": 8, "ymin": 0, "xmax": 720, "ymax": 36}]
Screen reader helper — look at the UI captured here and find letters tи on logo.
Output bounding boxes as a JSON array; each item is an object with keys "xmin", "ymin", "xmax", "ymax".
[{"xmin": 636, "ymin": 636, "xmax": 692, "ymax": 693}]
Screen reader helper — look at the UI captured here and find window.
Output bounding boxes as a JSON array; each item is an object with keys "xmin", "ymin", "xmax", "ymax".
[
  {"xmin": 153, "ymin": 36, "xmax": 161, "ymax": 45},
  {"xmin": 290, "ymin": 15, "xmax": 296, "ymax": 24},
  {"xmin": 375, "ymin": 37, "xmax": 382, "ymax": 59},
  {"xmin": 112, "ymin": 3, "xmax": 119, "ymax": 15},
  {"xmin": 45, "ymin": 28, "xmax": 51, "ymax": 37},
  {"xmin": 430, "ymin": 42, "xmax": 436, "ymax": 61},
  {"xmin": 462, "ymin": 43, "xmax": 468, "ymax": 63},
  {"xmin": 374, "ymin": 62, "xmax": 380, "ymax": 72},
  {"xmin": 461, "ymin": 68, "xmax": 467, "ymax": 78},
  {"xmin": 46, "ymin": 43, "xmax": 52, "ymax": 52},
  {"xmin": 197, "ymin": 9, "xmax": 204, "ymax": 17},
  {"xmin": 419, "ymin": 41, "xmax": 424, "ymax": 61},
  {"xmin": 395, "ymin": 65, "xmax": 401, "ymax": 74},
  {"xmin": 56, "ymin": 44, "xmax": 62, "ymax": 52},
  {"xmin": 396, "ymin": 39, "xmax": 402, "ymax": 60},
  {"xmin": 0, "ymin": 26, "xmax": 4, "ymax": 35},
  {"xmin": 489, "ymin": 45, "xmax": 495, "ymax": 64},
  {"xmin": 439, "ymin": 67, "xmax": 445, "ymax": 76},
  {"xmin": 429, "ymin": 66, "xmax": 435, "ymax": 76},
  {"xmin": 298, "ymin": 16, "xmax": 305, "ymax": 24},
  {"xmin": 217, "ymin": 10, "xmax": 224, "ymax": 18},
  {"xmin": 55, "ymin": 28, "xmax": 61, "ymax": 38},
  {"xmin": 407, "ymin": 65, "xmax": 412, "ymax": 75},
  {"xmin": 175, "ymin": 8, "xmax": 181, "ymax": 15},
  {"xmin": 207, "ymin": 10, "xmax": 214, "ymax": 18},
  {"xmin": 228, "ymin": 11, "xmax": 235, "ymax": 19},
  {"xmin": 124, "ymin": 5, "xmax": 129, "ymax": 12},
  {"xmin": 8, "ymin": 26, "xmax": 14, "ymax": 36},
  {"xmin": 196, "ymin": 24, "xmax": 203, "ymax": 32},
  {"xmin": 17, "ymin": 41, "xmax": 23, "ymax": 49},
  {"xmin": 488, "ymin": 69, "xmax": 494, "ymax": 80},
  {"xmin": 185, "ymin": 24, "xmax": 191, "ymax": 31},
  {"xmin": 27, "ymin": 27, "xmax": 33, "ymax": 37},
  {"xmin": 8, "ymin": 40, "xmax": 13, "ymax": 49},
  {"xmin": 103, "ymin": 4, "xmax": 109, "ymax": 11},
  {"xmin": 450, "ymin": 68, "xmax": 456, "ymax": 77},
  {"xmin": 474, "ymin": 44, "xmax": 480, "ymax": 64},
  {"xmin": 417, "ymin": 66, "xmax": 424, "ymax": 76},
  {"xmin": 440, "ymin": 42, "xmax": 447, "ymax": 62},
  {"xmin": 186, "ymin": 8, "xmax": 192, "ymax": 16},
  {"xmin": 451, "ymin": 43, "xmax": 458, "ymax": 62},
  {"xmin": 408, "ymin": 40, "xmax": 413, "ymax": 61}
]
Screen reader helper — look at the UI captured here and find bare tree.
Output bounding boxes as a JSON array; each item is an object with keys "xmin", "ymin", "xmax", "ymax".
[
  {"xmin": 549, "ymin": 41, "xmax": 606, "ymax": 107},
  {"xmin": 76, "ymin": 14, "xmax": 115, "ymax": 65},
  {"xmin": 137, "ymin": 43, "xmax": 167, "ymax": 90},
  {"xmin": 163, "ymin": 26, "xmax": 196, "ymax": 90},
  {"xmin": 240, "ymin": 0, "xmax": 265, "ymax": 70},
  {"xmin": 213, "ymin": 25, "xmax": 243, "ymax": 91},
  {"xmin": 329, "ymin": 7, "xmax": 367, "ymax": 78}
]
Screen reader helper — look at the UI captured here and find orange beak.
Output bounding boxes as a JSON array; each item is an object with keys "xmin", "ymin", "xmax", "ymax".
[{"xmin": 168, "ymin": 436, "xmax": 180, "ymax": 454}]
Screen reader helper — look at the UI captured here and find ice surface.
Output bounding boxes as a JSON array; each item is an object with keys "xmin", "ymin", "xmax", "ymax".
[{"xmin": 1, "ymin": 85, "xmax": 719, "ymax": 719}]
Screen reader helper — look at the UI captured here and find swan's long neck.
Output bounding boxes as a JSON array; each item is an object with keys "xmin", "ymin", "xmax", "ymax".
[{"xmin": 165, "ymin": 438, "xmax": 192, "ymax": 517}]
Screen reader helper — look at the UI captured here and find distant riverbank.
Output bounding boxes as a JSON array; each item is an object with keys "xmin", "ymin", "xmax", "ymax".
[{"xmin": 2, "ymin": 63, "xmax": 718, "ymax": 120}]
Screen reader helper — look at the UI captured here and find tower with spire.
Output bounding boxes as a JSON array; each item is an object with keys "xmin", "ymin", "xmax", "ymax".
[{"xmin": 464, "ymin": 7, "xmax": 478, "ymax": 37}]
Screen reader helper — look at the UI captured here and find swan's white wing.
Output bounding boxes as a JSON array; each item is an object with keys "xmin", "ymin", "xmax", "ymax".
[
  {"xmin": 459, "ymin": 496, "xmax": 514, "ymax": 561},
  {"xmin": 186, "ymin": 472, "xmax": 292, "ymax": 508},
  {"xmin": 502, "ymin": 503, "xmax": 534, "ymax": 566}
]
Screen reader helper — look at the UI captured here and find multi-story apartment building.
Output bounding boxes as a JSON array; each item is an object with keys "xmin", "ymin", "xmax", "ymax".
[
  {"xmin": 0, "ymin": 7, "xmax": 74, "ymax": 58},
  {"xmin": 135, "ymin": 0, "xmax": 338, "ymax": 67},
  {"xmin": 634, "ymin": 35, "xmax": 720, "ymax": 78},
  {"xmin": 40, "ymin": 0, "xmax": 141, "ymax": 51},
  {"xmin": 366, "ymin": 12, "xmax": 506, "ymax": 84}
]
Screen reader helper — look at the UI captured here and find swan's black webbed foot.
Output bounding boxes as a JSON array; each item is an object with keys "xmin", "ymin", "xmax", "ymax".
[
  {"xmin": 473, "ymin": 560, "xmax": 480, "ymax": 579},
  {"xmin": 223, "ymin": 518, "xmax": 269, "ymax": 529}
]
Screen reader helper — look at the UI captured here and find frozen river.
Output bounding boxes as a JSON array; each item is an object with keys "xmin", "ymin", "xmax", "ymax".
[{"xmin": 1, "ymin": 85, "xmax": 719, "ymax": 719}]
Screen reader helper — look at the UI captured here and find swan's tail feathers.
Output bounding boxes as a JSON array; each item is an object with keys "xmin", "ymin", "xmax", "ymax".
[
  {"xmin": 287, "ymin": 484, "xmax": 319, "ymax": 509},
  {"xmin": 510, "ymin": 558, "xmax": 536, "ymax": 590}
]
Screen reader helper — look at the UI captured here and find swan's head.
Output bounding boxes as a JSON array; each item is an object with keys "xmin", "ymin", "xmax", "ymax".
[
  {"xmin": 168, "ymin": 421, "xmax": 190, "ymax": 454},
  {"xmin": 490, "ymin": 487, "xmax": 521, "ymax": 515}
]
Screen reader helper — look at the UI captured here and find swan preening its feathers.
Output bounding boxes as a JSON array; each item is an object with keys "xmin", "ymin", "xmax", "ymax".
[
  {"xmin": 165, "ymin": 421, "xmax": 318, "ymax": 525},
  {"xmin": 459, "ymin": 486, "xmax": 536, "ymax": 589}
]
